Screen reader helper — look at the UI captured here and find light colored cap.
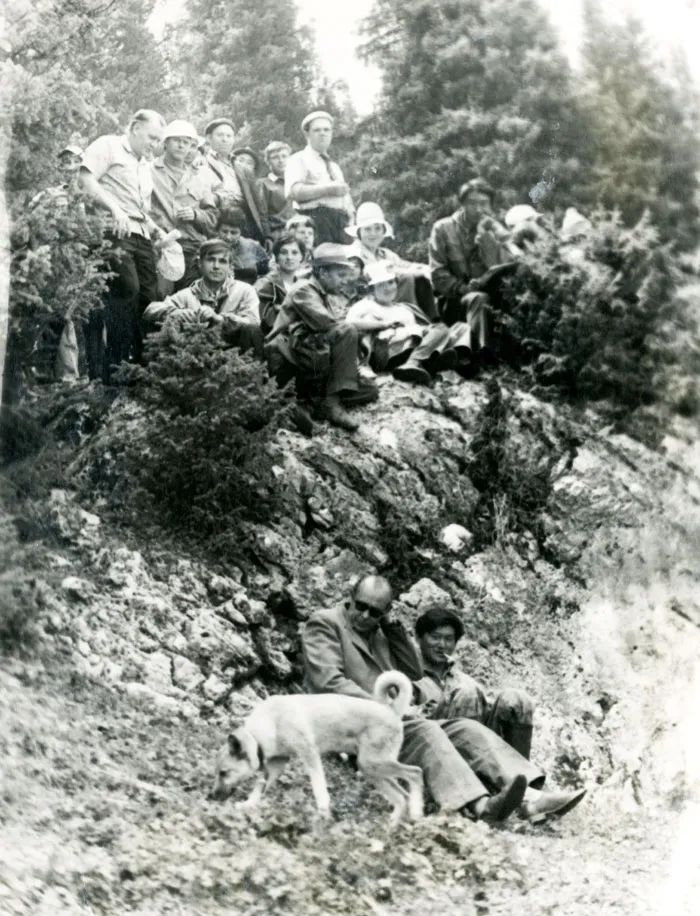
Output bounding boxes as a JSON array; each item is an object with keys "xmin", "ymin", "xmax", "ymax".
[
  {"xmin": 301, "ymin": 110, "xmax": 334, "ymax": 132},
  {"xmin": 59, "ymin": 144, "xmax": 83, "ymax": 157},
  {"xmin": 560, "ymin": 207, "xmax": 593, "ymax": 241},
  {"xmin": 163, "ymin": 120, "xmax": 199, "ymax": 142},
  {"xmin": 346, "ymin": 201, "xmax": 394, "ymax": 239},
  {"xmin": 312, "ymin": 242, "xmax": 352, "ymax": 267},
  {"xmin": 365, "ymin": 261, "xmax": 397, "ymax": 286},
  {"xmin": 505, "ymin": 204, "xmax": 538, "ymax": 228}
]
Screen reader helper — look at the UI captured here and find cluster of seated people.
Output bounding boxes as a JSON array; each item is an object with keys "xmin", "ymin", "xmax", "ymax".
[{"xmin": 46, "ymin": 106, "xmax": 578, "ymax": 430}]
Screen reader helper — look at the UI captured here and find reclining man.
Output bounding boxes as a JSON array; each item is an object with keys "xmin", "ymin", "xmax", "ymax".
[
  {"xmin": 302, "ymin": 575, "xmax": 586, "ymax": 824},
  {"xmin": 142, "ymin": 238, "xmax": 263, "ymax": 357},
  {"xmin": 265, "ymin": 243, "xmax": 376, "ymax": 432}
]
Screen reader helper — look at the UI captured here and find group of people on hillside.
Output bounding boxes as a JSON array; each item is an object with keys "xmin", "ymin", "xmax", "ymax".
[{"xmin": 45, "ymin": 106, "xmax": 567, "ymax": 431}]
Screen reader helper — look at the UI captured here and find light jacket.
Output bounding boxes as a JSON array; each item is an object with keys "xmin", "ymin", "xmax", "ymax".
[{"xmin": 143, "ymin": 275, "xmax": 260, "ymax": 327}]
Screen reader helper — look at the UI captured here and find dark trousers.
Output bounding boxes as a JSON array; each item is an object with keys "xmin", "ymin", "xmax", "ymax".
[
  {"xmin": 221, "ymin": 321, "xmax": 265, "ymax": 360},
  {"xmin": 302, "ymin": 205, "xmax": 349, "ymax": 245},
  {"xmin": 434, "ymin": 685, "xmax": 535, "ymax": 760},
  {"xmin": 87, "ymin": 233, "xmax": 157, "ymax": 383},
  {"xmin": 173, "ymin": 241, "xmax": 201, "ymax": 292}
]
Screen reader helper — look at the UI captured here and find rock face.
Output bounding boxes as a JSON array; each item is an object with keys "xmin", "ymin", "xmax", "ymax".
[{"xmin": 16, "ymin": 373, "xmax": 700, "ymax": 811}]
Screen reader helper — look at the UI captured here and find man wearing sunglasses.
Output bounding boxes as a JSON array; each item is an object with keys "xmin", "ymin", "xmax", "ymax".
[{"xmin": 302, "ymin": 575, "xmax": 543, "ymax": 823}]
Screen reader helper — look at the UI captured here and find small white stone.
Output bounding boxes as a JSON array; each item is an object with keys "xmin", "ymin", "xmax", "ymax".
[{"xmin": 439, "ymin": 524, "xmax": 474, "ymax": 553}]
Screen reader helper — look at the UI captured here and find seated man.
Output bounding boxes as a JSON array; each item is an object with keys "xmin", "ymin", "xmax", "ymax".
[
  {"xmin": 216, "ymin": 208, "xmax": 270, "ymax": 285},
  {"xmin": 143, "ymin": 238, "xmax": 263, "ymax": 357},
  {"xmin": 413, "ymin": 606, "xmax": 534, "ymax": 759},
  {"xmin": 302, "ymin": 575, "xmax": 586, "ymax": 825},
  {"xmin": 265, "ymin": 243, "xmax": 376, "ymax": 432},
  {"xmin": 429, "ymin": 178, "xmax": 521, "ymax": 357}
]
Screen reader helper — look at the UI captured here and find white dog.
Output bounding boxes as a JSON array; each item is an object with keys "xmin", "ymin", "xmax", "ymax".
[{"xmin": 209, "ymin": 670, "xmax": 424, "ymax": 826}]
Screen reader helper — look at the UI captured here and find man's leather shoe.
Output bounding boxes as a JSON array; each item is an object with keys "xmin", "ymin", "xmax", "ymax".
[
  {"xmin": 393, "ymin": 360, "xmax": 432, "ymax": 385},
  {"xmin": 317, "ymin": 395, "xmax": 360, "ymax": 431},
  {"xmin": 479, "ymin": 774, "xmax": 528, "ymax": 822},
  {"xmin": 432, "ymin": 348, "xmax": 458, "ymax": 372},
  {"xmin": 519, "ymin": 787, "xmax": 586, "ymax": 824}
]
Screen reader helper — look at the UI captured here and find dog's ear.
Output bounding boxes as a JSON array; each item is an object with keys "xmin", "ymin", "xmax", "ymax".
[{"xmin": 228, "ymin": 731, "xmax": 245, "ymax": 757}]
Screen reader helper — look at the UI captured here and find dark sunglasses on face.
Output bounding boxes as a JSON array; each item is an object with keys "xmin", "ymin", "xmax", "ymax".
[{"xmin": 354, "ymin": 599, "xmax": 388, "ymax": 619}]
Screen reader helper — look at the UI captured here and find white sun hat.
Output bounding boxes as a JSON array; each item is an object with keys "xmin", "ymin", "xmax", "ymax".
[
  {"xmin": 346, "ymin": 201, "xmax": 395, "ymax": 239},
  {"xmin": 505, "ymin": 204, "xmax": 538, "ymax": 229},
  {"xmin": 365, "ymin": 261, "xmax": 398, "ymax": 286}
]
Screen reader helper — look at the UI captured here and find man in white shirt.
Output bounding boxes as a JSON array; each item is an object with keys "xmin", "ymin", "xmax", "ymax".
[
  {"xmin": 80, "ymin": 109, "xmax": 165, "ymax": 382},
  {"xmin": 284, "ymin": 111, "xmax": 354, "ymax": 245}
]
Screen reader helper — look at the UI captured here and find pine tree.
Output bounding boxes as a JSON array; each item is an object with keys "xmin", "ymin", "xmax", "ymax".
[
  {"xmin": 579, "ymin": 0, "xmax": 700, "ymax": 250},
  {"xmin": 349, "ymin": 0, "xmax": 593, "ymax": 257},
  {"xmin": 173, "ymin": 0, "xmax": 317, "ymax": 144}
]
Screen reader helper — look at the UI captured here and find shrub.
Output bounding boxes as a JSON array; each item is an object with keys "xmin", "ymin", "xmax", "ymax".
[
  {"xmin": 494, "ymin": 212, "xmax": 680, "ymax": 409},
  {"xmin": 111, "ymin": 325, "xmax": 291, "ymax": 560}
]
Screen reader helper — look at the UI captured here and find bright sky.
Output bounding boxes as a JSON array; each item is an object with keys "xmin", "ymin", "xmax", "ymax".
[{"xmin": 151, "ymin": 0, "xmax": 700, "ymax": 115}]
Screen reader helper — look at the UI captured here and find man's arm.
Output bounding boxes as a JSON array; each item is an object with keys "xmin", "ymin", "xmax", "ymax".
[
  {"xmin": 302, "ymin": 615, "xmax": 373, "ymax": 698},
  {"xmin": 291, "ymin": 283, "xmax": 341, "ymax": 333},
  {"xmin": 219, "ymin": 283, "xmax": 261, "ymax": 326},
  {"xmin": 380, "ymin": 619, "xmax": 424, "ymax": 680},
  {"xmin": 284, "ymin": 153, "xmax": 347, "ymax": 204},
  {"xmin": 143, "ymin": 289, "xmax": 215, "ymax": 325},
  {"xmin": 428, "ymin": 222, "xmax": 471, "ymax": 299}
]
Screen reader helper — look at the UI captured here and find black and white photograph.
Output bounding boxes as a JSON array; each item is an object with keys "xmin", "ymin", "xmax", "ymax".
[{"xmin": 1, "ymin": 0, "xmax": 699, "ymax": 913}]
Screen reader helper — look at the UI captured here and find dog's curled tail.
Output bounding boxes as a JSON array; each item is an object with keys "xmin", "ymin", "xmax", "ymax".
[{"xmin": 373, "ymin": 670, "xmax": 413, "ymax": 718}]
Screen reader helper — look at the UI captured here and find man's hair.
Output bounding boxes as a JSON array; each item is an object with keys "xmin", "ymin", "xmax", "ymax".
[
  {"xmin": 264, "ymin": 141, "xmax": 291, "ymax": 163},
  {"xmin": 350, "ymin": 575, "xmax": 392, "ymax": 599},
  {"xmin": 414, "ymin": 606, "xmax": 465, "ymax": 641},
  {"xmin": 286, "ymin": 214, "xmax": 315, "ymax": 231},
  {"xmin": 272, "ymin": 233, "xmax": 306, "ymax": 260},
  {"xmin": 217, "ymin": 207, "xmax": 246, "ymax": 230},
  {"xmin": 128, "ymin": 109, "xmax": 166, "ymax": 130}
]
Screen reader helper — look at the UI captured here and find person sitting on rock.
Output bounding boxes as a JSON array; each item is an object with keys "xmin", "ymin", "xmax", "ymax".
[
  {"xmin": 302, "ymin": 575, "xmax": 587, "ymax": 825},
  {"xmin": 143, "ymin": 238, "xmax": 264, "ymax": 357},
  {"xmin": 347, "ymin": 201, "xmax": 437, "ymax": 319},
  {"xmin": 413, "ymin": 606, "xmax": 535, "ymax": 759},
  {"xmin": 256, "ymin": 234, "xmax": 306, "ymax": 335},
  {"xmin": 348, "ymin": 262, "xmax": 477, "ymax": 385},
  {"xmin": 346, "ymin": 261, "xmax": 429, "ymax": 373},
  {"xmin": 264, "ymin": 243, "xmax": 377, "ymax": 431},
  {"xmin": 216, "ymin": 208, "xmax": 270, "ymax": 285},
  {"xmin": 429, "ymin": 178, "xmax": 522, "ymax": 358}
]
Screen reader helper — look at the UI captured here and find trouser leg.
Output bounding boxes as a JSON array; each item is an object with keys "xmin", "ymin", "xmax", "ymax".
[
  {"xmin": 103, "ymin": 237, "xmax": 140, "ymax": 383},
  {"xmin": 465, "ymin": 292, "xmax": 492, "ymax": 351},
  {"xmin": 484, "ymin": 689, "xmax": 534, "ymax": 760},
  {"xmin": 400, "ymin": 717, "xmax": 487, "ymax": 810},
  {"xmin": 222, "ymin": 321, "xmax": 265, "ymax": 359},
  {"xmin": 407, "ymin": 324, "xmax": 451, "ymax": 365},
  {"xmin": 173, "ymin": 242, "xmax": 201, "ymax": 292},
  {"xmin": 132, "ymin": 235, "xmax": 158, "ymax": 365},
  {"xmin": 325, "ymin": 323, "xmax": 359, "ymax": 396},
  {"xmin": 440, "ymin": 717, "xmax": 545, "ymax": 792}
]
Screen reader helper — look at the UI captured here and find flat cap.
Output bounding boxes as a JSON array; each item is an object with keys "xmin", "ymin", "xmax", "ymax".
[
  {"xmin": 232, "ymin": 146, "xmax": 261, "ymax": 169},
  {"xmin": 312, "ymin": 242, "xmax": 353, "ymax": 267},
  {"xmin": 204, "ymin": 118, "xmax": 235, "ymax": 136},
  {"xmin": 198, "ymin": 238, "xmax": 231, "ymax": 259},
  {"xmin": 59, "ymin": 144, "xmax": 83, "ymax": 158},
  {"xmin": 301, "ymin": 110, "xmax": 334, "ymax": 132}
]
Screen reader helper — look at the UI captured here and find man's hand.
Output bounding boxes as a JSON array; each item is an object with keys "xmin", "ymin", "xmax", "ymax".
[
  {"xmin": 175, "ymin": 206, "xmax": 196, "ymax": 223},
  {"xmin": 327, "ymin": 180, "xmax": 349, "ymax": 198},
  {"xmin": 196, "ymin": 305, "xmax": 221, "ymax": 325},
  {"xmin": 111, "ymin": 207, "xmax": 131, "ymax": 239},
  {"xmin": 466, "ymin": 278, "xmax": 483, "ymax": 293},
  {"xmin": 383, "ymin": 319, "xmax": 404, "ymax": 330}
]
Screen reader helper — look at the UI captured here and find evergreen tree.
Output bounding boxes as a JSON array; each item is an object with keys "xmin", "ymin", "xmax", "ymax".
[
  {"xmin": 350, "ymin": 0, "xmax": 593, "ymax": 257},
  {"xmin": 579, "ymin": 0, "xmax": 700, "ymax": 250},
  {"xmin": 174, "ymin": 0, "xmax": 317, "ymax": 143}
]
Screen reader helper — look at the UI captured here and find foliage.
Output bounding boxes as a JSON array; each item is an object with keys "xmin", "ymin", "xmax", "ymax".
[
  {"xmin": 0, "ymin": 508, "xmax": 42, "ymax": 654},
  {"xmin": 109, "ymin": 326, "xmax": 291, "ymax": 560},
  {"xmin": 350, "ymin": 0, "xmax": 593, "ymax": 259},
  {"xmin": 465, "ymin": 378, "xmax": 555, "ymax": 550},
  {"xmin": 494, "ymin": 212, "xmax": 679, "ymax": 409},
  {"xmin": 579, "ymin": 0, "xmax": 700, "ymax": 250},
  {"xmin": 173, "ymin": 0, "xmax": 318, "ymax": 142}
]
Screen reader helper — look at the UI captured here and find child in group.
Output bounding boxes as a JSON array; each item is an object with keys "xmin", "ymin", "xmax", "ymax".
[{"xmin": 216, "ymin": 209, "xmax": 270, "ymax": 285}]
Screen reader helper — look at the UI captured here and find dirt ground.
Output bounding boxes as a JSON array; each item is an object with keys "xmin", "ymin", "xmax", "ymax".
[{"xmin": 0, "ymin": 658, "xmax": 695, "ymax": 916}]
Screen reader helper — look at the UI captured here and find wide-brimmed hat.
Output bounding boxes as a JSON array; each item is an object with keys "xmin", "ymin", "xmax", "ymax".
[
  {"xmin": 560, "ymin": 207, "xmax": 593, "ymax": 242},
  {"xmin": 163, "ymin": 120, "xmax": 199, "ymax": 142},
  {"xmin": 365, "ymin": 261, "xmax": 397, "ymax": 286},
  {"xmin": 312, "ymin": 243, "xmax": 353, "ymax": 267},
  {"xmin": 505, "ymin": 204, "xmax": 538, "ymax": 229},
  {"xmin": 204, "ymin": 118, "xmax": 235, "ymax": 137},
  {"xmin": 346, "ymin": 201, "xmax": 394, "ymax": 240},
  {"xmin": 301, "ymin": 110, "xmax": 334, "ymax": 132}
]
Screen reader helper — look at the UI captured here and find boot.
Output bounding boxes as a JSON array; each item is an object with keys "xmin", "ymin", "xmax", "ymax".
[
  {"xmin": 519, "ymin": 787, "xmax": 586, "ymax": 824},
  {"xmin": 393, "ymin": 359, "xmax": 432, "ymax": 385},
  {"xmin": 317, "ymin": 395, "xmax": 360, "ymax": 431}
]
